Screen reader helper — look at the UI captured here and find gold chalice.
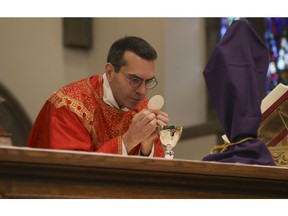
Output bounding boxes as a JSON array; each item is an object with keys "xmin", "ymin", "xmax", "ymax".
[{"xmin": 158, "ymin": 125, "xmax": 183, "ymax": 159}]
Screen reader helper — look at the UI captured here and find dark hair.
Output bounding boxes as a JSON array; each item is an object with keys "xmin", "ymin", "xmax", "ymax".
[{"xmin": 107, "ymin": 36, "xmax": 158, "ymax": 72}]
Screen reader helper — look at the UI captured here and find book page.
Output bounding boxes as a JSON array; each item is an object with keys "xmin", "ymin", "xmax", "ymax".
[{"xmin": 261, "ymin": 83, "xmax": 288, "ymax": 113}]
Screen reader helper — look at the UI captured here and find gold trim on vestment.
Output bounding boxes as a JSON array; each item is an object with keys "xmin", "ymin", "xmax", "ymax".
[{"xmin": 49, "ymin": 91, "xmax": 95, "ymax": 136}]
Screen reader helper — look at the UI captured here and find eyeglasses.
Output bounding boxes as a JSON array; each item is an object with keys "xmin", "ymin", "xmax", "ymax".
[{"xmin": 120, "ymin": 71, "xmax": 158, "ymax": 90}]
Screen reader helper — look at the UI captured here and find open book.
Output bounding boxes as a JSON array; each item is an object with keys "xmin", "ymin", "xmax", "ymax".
[{"xmin": 258, "ymin": 83, "xmax": 288, "ymax": 146}]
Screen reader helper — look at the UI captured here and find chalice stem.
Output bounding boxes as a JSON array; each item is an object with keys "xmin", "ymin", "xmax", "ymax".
[{"xmin": 165, "ymin": 144, "xmax": 174, "ymax": 159}]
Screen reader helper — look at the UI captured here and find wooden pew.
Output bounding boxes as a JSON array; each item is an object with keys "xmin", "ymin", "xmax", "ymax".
[{"xmin": 0, "ymin": 146, "xmax": 288, "ymax": 198}]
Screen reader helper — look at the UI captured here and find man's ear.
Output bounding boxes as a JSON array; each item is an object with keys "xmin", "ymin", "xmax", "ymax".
[{"xmin": 105, "ymin": 63, "xmax": 113, "ymax": 81}]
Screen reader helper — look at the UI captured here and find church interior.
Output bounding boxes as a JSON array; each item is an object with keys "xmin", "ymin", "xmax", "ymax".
[{"xmin": 1, "ymin": 18, "xmax": 288, "ymax": 199}]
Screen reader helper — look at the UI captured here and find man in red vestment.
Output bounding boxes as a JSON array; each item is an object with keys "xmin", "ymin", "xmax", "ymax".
[{"xmin": 26, "ymin": 36, "xmax": 169, "ymax": 157}]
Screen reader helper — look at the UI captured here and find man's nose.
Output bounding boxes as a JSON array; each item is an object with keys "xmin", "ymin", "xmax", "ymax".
[{"xmin": 136, "ymin": 82, "xmax": 147, "ymax": 95}]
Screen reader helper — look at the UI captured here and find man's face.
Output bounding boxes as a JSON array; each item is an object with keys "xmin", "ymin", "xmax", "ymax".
[{"xmin": 106, "ymin": 51, "xmax": 156, "ymax": 110}]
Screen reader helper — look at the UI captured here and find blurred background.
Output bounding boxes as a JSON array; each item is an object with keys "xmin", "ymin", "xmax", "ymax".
[{"xmin": 0, "ymin": 17, "xmax": 286, "ymax": 160}]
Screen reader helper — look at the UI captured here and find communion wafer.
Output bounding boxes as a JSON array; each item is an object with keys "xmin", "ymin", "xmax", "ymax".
[{"xmin": 148, "ymin": 95, "xmax": 164, "ymax": 110}]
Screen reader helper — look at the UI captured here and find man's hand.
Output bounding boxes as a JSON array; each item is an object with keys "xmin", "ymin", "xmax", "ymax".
[
  {"xmin": 153, "ymin": 110, "xmax": 169, "ymax": 126},
  {"xmin": 140, "ymin": 110, "xmax": 169, "ymax": 156},
  {"xmin": 123, "ymin": 109, "xmax": 157, "ymax": 152},
  {"xmin": 123, "ymin": 109, "xmax": 170, "ymax": 155}
]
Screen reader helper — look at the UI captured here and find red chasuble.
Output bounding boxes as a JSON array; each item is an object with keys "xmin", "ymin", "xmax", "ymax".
[{"xmin": 26, "ymin": 75, "xmax": 164, "ymax": 157}]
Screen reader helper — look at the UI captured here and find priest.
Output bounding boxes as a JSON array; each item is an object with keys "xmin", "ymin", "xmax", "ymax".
[{"xmin": 26, "ymin": 36, "xmax": 169, "ymax": 157}]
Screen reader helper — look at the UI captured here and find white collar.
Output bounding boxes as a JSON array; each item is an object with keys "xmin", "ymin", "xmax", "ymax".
[{"xmin": 102, "ymin": 73, "xmax": 129, "ymax": 111}]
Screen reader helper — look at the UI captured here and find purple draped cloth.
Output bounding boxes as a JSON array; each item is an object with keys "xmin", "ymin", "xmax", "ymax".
[{"xmin": 202, "ymin": 19, "xmax": 276, "ymax": 166}]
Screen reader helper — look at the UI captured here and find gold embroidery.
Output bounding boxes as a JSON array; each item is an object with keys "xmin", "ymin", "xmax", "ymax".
[
  {"xmin": 118, "ymin": 136, "xmax": 122, "ymax": 154},
  {"xmin": 49, "ymin": 91, "xmax": 96, "ymax": 144}
]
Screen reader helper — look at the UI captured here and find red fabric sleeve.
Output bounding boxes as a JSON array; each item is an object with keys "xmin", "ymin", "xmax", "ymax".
[
  {"xmin": 97, "ymin": 138, "xmax": 142, "ymax": 155},
  {"xmin": 98, "ymin": 137, "xmax": 165, "ymax": 157},
  {"xmin": 153, "ymin": 137, "xmax": 165, "ymax": 157},
  {"xmin": 97, "ymin": 136, "xmax": 121, "ymax": 154},
  {"xmin": 26, "ymin": 101, "xmax": 94, "ymax": 151}
]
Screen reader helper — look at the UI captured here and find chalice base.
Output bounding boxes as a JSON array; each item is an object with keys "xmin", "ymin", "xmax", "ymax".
[{"xmin": 164, "ymin": 144, "xmax": 174, "ymax": 159}]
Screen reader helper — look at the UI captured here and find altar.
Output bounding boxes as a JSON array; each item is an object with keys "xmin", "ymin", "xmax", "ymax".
[{"xmin": 0, "ymin": 146, "xmax": 288, "ymax": 198}]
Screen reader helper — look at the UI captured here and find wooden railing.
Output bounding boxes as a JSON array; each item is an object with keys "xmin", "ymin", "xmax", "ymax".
[{"xmin": 1, "ymin": 146, "xmax": 288, "ymax": 198}]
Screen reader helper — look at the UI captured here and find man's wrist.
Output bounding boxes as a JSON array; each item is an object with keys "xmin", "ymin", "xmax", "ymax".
[{"xmin": 122, "ymin": 133, "xmax": 135, "ymax": 153}]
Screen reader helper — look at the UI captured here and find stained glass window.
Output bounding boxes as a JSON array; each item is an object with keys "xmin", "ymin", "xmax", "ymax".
[
  {"xmin": 220, "ymin": 17, "xmax": 240, "ymax": 38},
  {"xmin": 265, "ymin": 18, "xmax": 288, "ymax": 93}
]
